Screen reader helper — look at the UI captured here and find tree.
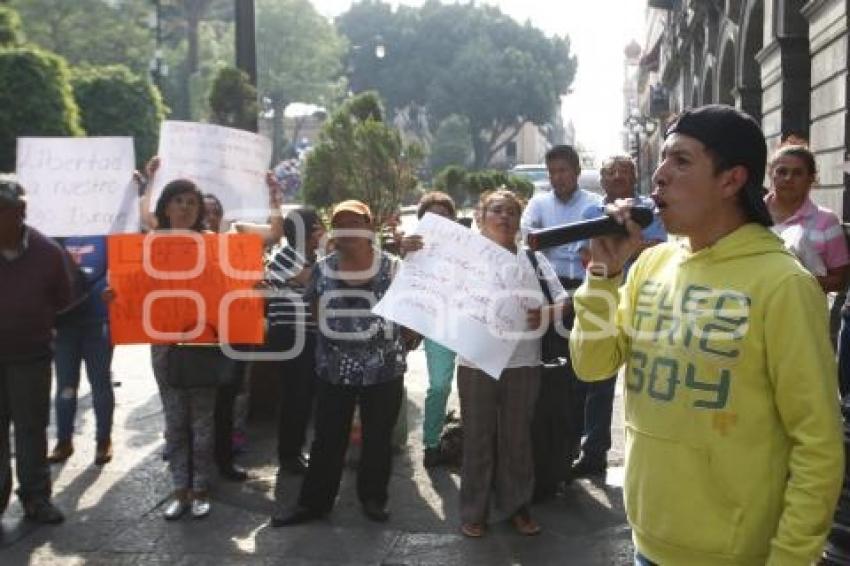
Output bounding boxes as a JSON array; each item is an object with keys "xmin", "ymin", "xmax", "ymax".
[
  {"xmin": 0, "ymin": 5, "xmax": 24, "ymax": 46},
  {"xmin": 429, "ymin": 114, "xmax": 472, "ymax": 177},
  {"xmin": 336, "ymin": 0, "xmax": 577, "ymax": 168},
  {"xmin": 433, "ymin": 164, "xmax": 468, "ymax": 207},
  {"xmin": 71, "ymin": 65, "xmax": 167, "ymax": 169},
  {"xmin": 160, "ymin": 0, "xmax": 231, "ymax": 119},
  {"xmin": 10, "ymin": 0, "xmax": 154, "ymax": 75},
  {"xmin": 434, "ymin": 166, "xmax": 533, "ymax": 206},
  {"xmin": 303, "ymin": 92, "xmax": 422, "ymax": 225},
  {"xmin": 11, "ymin": 1, "xmax": 235, "ymax": 121},
  {"xmin": 208, "ymin": 66, "xmax": 257, "ymax": 131},
  {"xmin": 256, "ymin": 0, "xmax": 346, "ymax": 163},
  {"xmin": 0, "ymin": 46, "xmax": 83, "ymax": 171}
]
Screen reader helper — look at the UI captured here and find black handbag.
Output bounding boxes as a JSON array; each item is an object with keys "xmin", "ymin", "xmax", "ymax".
[
  {"xmin": 165, "ymin": 344, "xmax": 236, "ymax": 389},
  {"xmin": 525, "ymin": 250, "xmax": 571, "ymax": 363}
]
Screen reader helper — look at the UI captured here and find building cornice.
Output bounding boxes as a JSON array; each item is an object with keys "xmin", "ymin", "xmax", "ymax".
[{"xmin": 801, "ymin": 0, "xmax": 836, "ymax": 20}]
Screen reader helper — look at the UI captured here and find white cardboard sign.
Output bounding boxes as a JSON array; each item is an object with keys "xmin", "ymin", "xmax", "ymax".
[
  {"xmin": 373, "ymin": 213, "xmax": 542, "ymax": 379},
  {"xmin": 148, "ymin": 121, "xmax": 272, "ymax": 221},
  {"xmin": 16, "ymin": 137, "xmax": 138, "ymax": 236}
]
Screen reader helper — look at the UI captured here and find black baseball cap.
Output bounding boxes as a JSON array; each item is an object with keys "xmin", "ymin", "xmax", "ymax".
[{"xmin": 665, "ymin": 105, "xmax": 772, "ymax": 227}]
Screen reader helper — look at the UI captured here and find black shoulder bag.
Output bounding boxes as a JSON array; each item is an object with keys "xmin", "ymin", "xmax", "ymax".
[
  {"xmin": 525, "ymin": 250, "xmax": 571, "ymax": 363},
  {"xmin": 165, "ymin": 326, "xmax": 236, "ymax": 389}
]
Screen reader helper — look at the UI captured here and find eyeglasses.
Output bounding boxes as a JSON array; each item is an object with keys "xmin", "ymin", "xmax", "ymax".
[{"xmin": 485, "ymin": 205, "xmax": 520, "ymax": 218}]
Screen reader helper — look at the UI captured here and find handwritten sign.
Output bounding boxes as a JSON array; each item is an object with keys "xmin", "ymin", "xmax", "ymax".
[
  {"xmin": 16, "ymin": 137, "xmax": 138, "ymax": 236},
  {"xmin": 107, "ymin": 233, "xmax": 265, "ymax": 345},
  {"xmin": 148, "ymin": 121, "xmax": 272, "ymax": 222},
  {"xmin": 373, "ymin": 213, "xmax": 542, "ymax": 379}
]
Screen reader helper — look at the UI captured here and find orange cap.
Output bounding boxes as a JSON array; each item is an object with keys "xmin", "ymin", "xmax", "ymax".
[{"xmin": 331, "ymin": 200, "xmax": 372, "ymax": 224}]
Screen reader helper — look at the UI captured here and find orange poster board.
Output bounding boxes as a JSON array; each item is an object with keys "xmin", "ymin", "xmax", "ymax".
[{"xmin": 107, "ymin": 233, "xmax": 265, "ymax": 345}]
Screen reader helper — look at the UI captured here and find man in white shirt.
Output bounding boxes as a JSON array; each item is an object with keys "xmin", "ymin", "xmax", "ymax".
[{"xmin": 520, "ymin": 146, "xmax": 602, "ymax": 500}]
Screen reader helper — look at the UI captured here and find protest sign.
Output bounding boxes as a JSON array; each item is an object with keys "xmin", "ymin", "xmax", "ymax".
[
  {"xmin": 16, "ymin": 137, "xmax": 138, "ymax": 236},
  {"xmin": 107, "ymin": 233, "xmax": 265, "ymax": 345},
  {"xmin": 373, "ymin": 213, "xmax": 542, "ymax": 379},
  {"xmin": 148, "ymin": 121, "xmax": 272, "ymax": 221}
]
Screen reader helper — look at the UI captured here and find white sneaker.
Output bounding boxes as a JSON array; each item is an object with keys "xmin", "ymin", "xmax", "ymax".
[
  {"xmin": 191, "ymin": 495, "xmax": 211, "ymax": 519},
  {"xmin": 163, "ymin": 495, "xmax": 188, "ymax": 521}
]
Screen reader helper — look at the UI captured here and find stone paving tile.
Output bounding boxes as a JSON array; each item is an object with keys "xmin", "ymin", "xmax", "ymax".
[{"xmin": 0, "ymin": 346, "xmax": 632, "ymax": 564}]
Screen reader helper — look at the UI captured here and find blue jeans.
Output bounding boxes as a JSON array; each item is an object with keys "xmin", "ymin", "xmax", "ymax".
[
  {"xmin": 634, "ymin": 552, "xmax": 658, "ymax": 565},
  {"xmin": 572, "ymin": 374, "xmax": 617, "ymax": 463},
  {"xmin": 53, "ymin": 321, "xmax": 114, "ymax": 443},
  {"xmin": 838, "ymin": 309, "xmax": 850, "ymax": 398}
]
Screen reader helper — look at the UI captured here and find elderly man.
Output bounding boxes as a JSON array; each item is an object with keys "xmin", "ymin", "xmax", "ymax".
[
  {"xmin": 0, "ymin": 177, "xmax": 72, "ymax": 524},
  {"xmin": 569, "ymin": 156, "xmax": 666, "ymax": 478}
]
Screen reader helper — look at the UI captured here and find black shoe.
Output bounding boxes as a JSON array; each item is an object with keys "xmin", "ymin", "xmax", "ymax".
[
  {"xmin": 570, "ymin": 456, "xmax": 607, "ymax": 479},
  {"xmin": 270, "ymin": 505, "xmax": 323, "ymax": 527},
  {"xmin": 23, "ymin": 499, "xmax": 64, "ymax": 524},
  {"xmin": 218, "ymin": 463, "xmax": 249, "ymax": 482},
  {"xmin": 361, "ymin": 500, "xmax": 389, "ymax": 523},
  {"xmin": 278, "ymin": 455, "xmax": 309, "ymax": 475}
]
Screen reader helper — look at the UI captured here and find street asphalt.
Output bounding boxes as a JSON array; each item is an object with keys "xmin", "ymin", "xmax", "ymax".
[{"xmin": 0, "ymin": 345, "xmax": 632, "ymax": 565}]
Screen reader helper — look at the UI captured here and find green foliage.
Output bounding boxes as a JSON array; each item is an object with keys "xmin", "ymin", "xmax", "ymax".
[
  {"xmin": 303, "ymin": 92, "xmax": 422, "ymax": 225},
  {"xmin": 0, "ymin": 6, "xmax": 24, "ymax": 47},
  {"xmin": 11, "ymin": 0, "xmax": 235, "ymax": 121},
  {"xmin": 337, "ymin": 0, "xmax": 577, "ymax": 168},
  {"xmin": 434, "ymin": 166, "xmax": 533, "ymax": 205},
  {"xmin": 208, "ymin": 66, "xmax": 257, "ymax": 131},
  {"xmin": 256, "ymin": 0, "xmax": 347, "ymax": 161},
  {"xmin": 71, "ymin": 65, "xmax": 166, "ymax": 169},
  {"xmin": 433, "ymin": 164, "xmax": 468, "ymax": 206},
  {"xmin": 162, "ymin": 0, "xmax": 233, "ymax": 119},
  {"xmin": 0, "ymin": 46, "xmax": 83, "ymax": 171},
  {"xmin": 10, "ymin": 0, "xmax": 154, "ymax": 76},
  {"xmin": 429, "ymin": 114, "xmax": 472, "ymax": 177},
  {"xmin": 187, "ymin": 21, "xmax": 235, "ymax": 121}
]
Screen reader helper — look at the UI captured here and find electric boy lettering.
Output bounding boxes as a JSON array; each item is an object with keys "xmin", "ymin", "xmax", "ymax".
[{"xmin": 627, "ymin": 280, "xmax": 750, "ymax": 410}]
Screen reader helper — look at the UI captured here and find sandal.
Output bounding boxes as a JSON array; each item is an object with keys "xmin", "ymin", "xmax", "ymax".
[
  {"xmin": 511, "ymin": 507, "xmax": 541, "ymax": 536},
  {"xmin": 460, "ymin": 522, "xmax": 485, "ymax": 538}
]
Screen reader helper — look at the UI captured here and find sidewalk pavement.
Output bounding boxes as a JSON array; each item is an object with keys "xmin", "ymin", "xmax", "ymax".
[{"xmin": 0, "ymin": 345, "xmax": 632, "ymax": 565}]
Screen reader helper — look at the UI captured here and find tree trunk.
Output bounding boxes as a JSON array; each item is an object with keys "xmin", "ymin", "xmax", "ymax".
[
  {"xmin": 471, "ymin": 132, "xmax": 491, "ymax": 170},
  {"xmin": 182, "ymin": 0, "xmax": 209, "ymax": 119},
  {"xmin": 485, "ymin": 121, "xmax": 526, "ymax": 166}
]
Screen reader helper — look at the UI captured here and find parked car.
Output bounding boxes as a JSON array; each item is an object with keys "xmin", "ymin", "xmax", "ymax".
[
  {"xmin": 509, "ymin": 164, "xmax": 602, "ymax": 197},
  {"xmin": 509, "ymin": 164, "xmax": 550, "ymax": 194}
]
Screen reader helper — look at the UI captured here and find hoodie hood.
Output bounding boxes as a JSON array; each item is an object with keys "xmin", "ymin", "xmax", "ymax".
[{"xmin": 677, "ymin": 223, "xmax": 795, "ymax": 265}]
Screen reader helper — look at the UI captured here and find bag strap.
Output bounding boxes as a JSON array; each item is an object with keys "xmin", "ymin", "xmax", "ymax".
[{"xmin": 525, "ymin": 249, "xmax": 555, "ymax": 305}]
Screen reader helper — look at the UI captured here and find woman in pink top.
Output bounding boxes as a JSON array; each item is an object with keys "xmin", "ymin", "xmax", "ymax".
[{"xmin": 766, "ymin": 145, "xmax": 849, "ymax": 293}]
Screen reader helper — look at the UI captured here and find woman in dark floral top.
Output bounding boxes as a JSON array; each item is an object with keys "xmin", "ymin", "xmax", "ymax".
[{"xmin": 273, "ymin": 200, "xmax": 415, "ymax": 527}]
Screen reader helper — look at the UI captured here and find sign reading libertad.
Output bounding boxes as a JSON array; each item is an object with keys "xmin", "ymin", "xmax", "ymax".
[{"xmin": 16, "ymin": 137, "xmax": 138, "ymax": 236}]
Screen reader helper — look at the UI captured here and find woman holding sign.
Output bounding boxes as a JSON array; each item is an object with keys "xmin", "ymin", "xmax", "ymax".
[
  {"xmin": 148, "ymin": 180, "xmax": 220, "ymax": 520},
  {"xmin": 457, "ymin": 189, "xmax": 567, "ymax": 538},
  {"xmin": 107, "ymin": 179, "xmax": 217, "ymax": 520}
]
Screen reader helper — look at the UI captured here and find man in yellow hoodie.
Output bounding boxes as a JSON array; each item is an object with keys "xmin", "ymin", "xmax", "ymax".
[{"xmin": 569, "ymin": 105, "xmax": 844, "ymax": 566}]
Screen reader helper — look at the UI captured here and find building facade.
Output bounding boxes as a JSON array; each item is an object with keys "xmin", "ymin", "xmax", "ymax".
[{"xmin": 630, "ymin": 0, "xmax": 849, "ymax": 217}]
